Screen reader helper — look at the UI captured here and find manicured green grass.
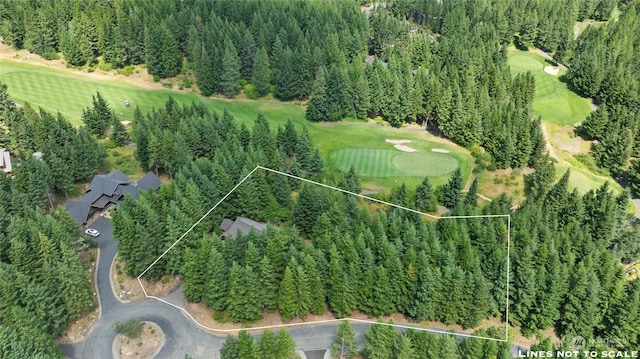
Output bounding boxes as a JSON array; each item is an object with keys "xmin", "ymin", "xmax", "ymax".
[
  {"xmin": 0, "ymin": 59, "xmax": 472, "ymax": 191},
  {"xmin": 330, "ymin": 149, "xmax": 459, "ymax": 178},
  {"xmin": 508, "ymin": 50, "xmax": 592, "ymax": 126}
]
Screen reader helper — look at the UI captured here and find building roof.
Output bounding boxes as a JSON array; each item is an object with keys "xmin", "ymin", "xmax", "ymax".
[
  {"xmin": 0, "ymin": 148, "xmax": 12, "ymax": 173},
  {"xmin": 220, "ymin": 217, "xmax": 267, "ymax": 239},
  {"xmin": 65, "ymin": 171, "xmax": 163, "ymax": 226},
  {"xmin": 136, "ymin": 172, "xmax": 162, "ymax": 191},
  {"xmin": 65, "ymin": 199, "xmax": 92, "ymax": 226}
]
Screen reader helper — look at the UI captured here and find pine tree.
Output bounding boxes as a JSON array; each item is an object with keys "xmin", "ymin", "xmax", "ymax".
[
  {"xmin": 252, "ymin": 47, "xmax": 271, "ymax": 96},
  {"xmin": 415, "ymin": 176, "xmax": 437, "ymax": 212},
  {"xmin": 276, "ymin": 329, "xmax": 297, "ymax": 359},
  {"xmin": 441, "ymin": 168, "xmax": 464, "ymax": 209},
  {"xmin": 238, "ymin": 330, "xmax": 258, "ymax": 359},
  {"xmin": 464, "ymin": 178, "xmax": 478, "ymax": 207},
  {"xmin": 306, "ymin": 67, "xmax": 330, "ymax": 122},
  {"xmin": 220, "ymin": 335, "xmax": 239, "ymax": 359},
  {"xmin": 278, "ymin": 266, "xmax": 297, "ymax": 321},
  {"xmin": 220, "ymin": 39, "xmax": 242, "ymax": 98},
  {"xmin": 332, "ymin": 320, "xmax": 358, "ymax": 359},
  {"xmin": 110, "ymin": 118, "xmax": 128, "ymax": 147},
  {"xmin": 302, "ymin": 254, "xmax": 326, "ymax": 315},
  {"xmin": 259, "ymin": 256, "xmax": 279, "ymax": 312},
  {"xmin": 257, "ymin": 330, "xmax": 279, "ymax": 358}
]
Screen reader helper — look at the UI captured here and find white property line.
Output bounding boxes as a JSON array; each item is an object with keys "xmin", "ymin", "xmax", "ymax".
[{"xmin": 136, "ymin": 165, "xmax": 512, "ymax": 343}]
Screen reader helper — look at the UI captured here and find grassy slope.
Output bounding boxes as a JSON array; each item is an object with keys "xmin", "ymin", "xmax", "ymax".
[
  {"xmin": 507, "ymin": 49, "xmax": 622, "ymax": 195},
  {"xmin": 508, "ymin": 50, "xmax": 592, "ymax": 126},
  {"xmin": 0, "ymin": 59, "xmax": 471, "ymax": 191}
]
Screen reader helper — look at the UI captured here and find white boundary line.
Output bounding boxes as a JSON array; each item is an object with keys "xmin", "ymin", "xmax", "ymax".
[{"xmin": 136, "ymin": 165, "xmax": 512, "ymax": 342}]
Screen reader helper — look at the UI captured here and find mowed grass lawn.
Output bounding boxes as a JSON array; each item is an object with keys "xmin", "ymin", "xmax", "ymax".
[
  {"xmin": 508, "ymin": 49, "xmax": 592, "ymax": 126},
  {"xmin": 0, "ymin": 59, "xmax": 471, "ymax": 191}
]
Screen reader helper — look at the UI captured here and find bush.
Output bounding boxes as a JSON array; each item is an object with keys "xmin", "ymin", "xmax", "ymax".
[
  {"xmin": 153, "ymin": 75, "xmax": 160, "ymax": 82},
  {"xmin": 162, "ymin": 82, "xmax": 173, "ymax": 89},
  {"xmin": 244, "ymin": 84, "xmax": 260, "ymax": 99},
  {"xmin": 98, "ymin": 60, "xmax": 112, "ymax": 72},
  {"xmin": 114, "ymin": 319, "xmax": 143, "ymax": 339},
  {"xmin": 116, "ymin": 65, "xmax": 135, "ymax": 76},
  {"xmin": 182, "ymin": 78, "xmax": 192, "ymax": 88}
]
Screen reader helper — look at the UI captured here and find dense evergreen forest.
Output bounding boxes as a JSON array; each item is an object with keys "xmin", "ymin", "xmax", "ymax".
[
  {"xmin": 0, "ymin": 0, "xmax": 597, "ymax": 169},
  {"xmin": 0, "ymin": 0, "xmax": 637, "ymax": 172},
  {"xmin": 110, "ymin": 99, "xmax": 640, "ymax": 352},
  {"xmin": 0, "ymin": 86, "xmax": 99, "ymax": 357},
  {"xmin": 1, "ymin": 0, "xmax": 640, "ymax": 356}
]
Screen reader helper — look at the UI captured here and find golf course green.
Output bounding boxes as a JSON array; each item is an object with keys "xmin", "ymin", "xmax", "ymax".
[
  {"xmin": 508, "ymin": 50, "xmax": 592, "ymax": 126},
  {"xmin": 330, "ymin": 149, "xmax": 458, "ymax": 178}
]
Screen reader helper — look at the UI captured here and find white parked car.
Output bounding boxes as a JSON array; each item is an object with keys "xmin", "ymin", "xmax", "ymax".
[{"xmin": 84, "ymin": 228, "xmax": 100, "ymax": 237}]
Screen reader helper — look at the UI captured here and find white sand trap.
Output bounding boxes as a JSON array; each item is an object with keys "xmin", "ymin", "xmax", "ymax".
[
  {"xmin": 431, "ymin": 148, "xmax": 450, "ymax": 153},
  {"xmin": 544, "ymin": 66, "xmax": 559, "ymax": 76},
  {"xmin": 395, "ymin": 144, "xmax": 418, "ymax": 152},
  {"xmin": 386, "ymin": 139, "xmax": 412, "ymax": 144}
]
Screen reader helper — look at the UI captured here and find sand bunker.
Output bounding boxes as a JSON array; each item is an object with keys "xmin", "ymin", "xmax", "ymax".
[
  {"xmin": 431, "ymin": 148, "xmax": 450, "ymax": 153},
  {"xmin": 385, "ymin": 139, "xmax": 412, "ymax": 144},
  {"xmin": 395, "ymin": 144, "xmax": 418, "ymax": 152},
  {"xmin": 544, "ymin": 66, "xmax": 560, "ymax": 76}
]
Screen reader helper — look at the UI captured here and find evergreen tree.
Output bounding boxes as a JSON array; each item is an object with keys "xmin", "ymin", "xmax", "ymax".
[
  {"xmin": 257, "ymin": 330, "xmax": 279, "ymax": 358},
  {"xmin": 332, "ymin": 320, "xmax": 358, "ymax": 359},
  {"xmin": 220, "ymin": 335, "xmax": 239, "ymax": 359},
  {"xmin": 276, "ymin": 329, "xmax": 298, "ymax": 359},
  {"xmin": 220, "ymin": 39, "xmax": 242, "ymax": 98},
  {"xmin": 278, "ymin": 266, "xmax": 297, "ymax": 321},
  {"xmin": 441, "ymin": 168, "xmax": 464, "ymax": 209},
  {"xmin": 110, "ymin": 118, "xmax": 128, "ymax": 147},
  {"xmin": 252, "ymin": 47, "xmax": 271, "ymax": 96},
  {"xmin": 415, "ymin": 176, "xmax": 437, "ymax": 212},
  {"xmin": 306, "ymin": 67, "xmax": 330, "ymax": 122}
]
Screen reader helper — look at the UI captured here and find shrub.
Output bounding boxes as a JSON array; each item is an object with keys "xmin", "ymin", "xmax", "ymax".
[
  {"xmin": 116, "ymin": 65, "xmax": 135, "ymax": 76},
  {"xmin": 182, "ymin": 78, "xmax": 192, "ymax": 88},
  {"xmin": 162, "ymin": 82, "xmax": 173, "ymax": 89},
  {"xmin": 98, "ymin": 60, "xmax": 112, "ymax": 72},
  {"xmin": 244, "ymin": 84, "xmax": 260, "ymax": 99},
  {"xmin": 153, "ymin": 75, "xmax": 160, "ymax": 82},
  {"xmin": 114, "ymin": 319, "xmax": 143, "ymax": 339}
]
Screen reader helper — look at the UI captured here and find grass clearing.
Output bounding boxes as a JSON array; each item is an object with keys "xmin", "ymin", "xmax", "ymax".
[
  {"xmin": 508, "ymin": 49, "xmax": 592, "ymax": 126},
  {"xmin": 506, "ymin": 48, "xmax": 623, "ymax": 195},
  {"xmin": 0, "ymin": 59, "xmax": 472, "ymax": 191}
]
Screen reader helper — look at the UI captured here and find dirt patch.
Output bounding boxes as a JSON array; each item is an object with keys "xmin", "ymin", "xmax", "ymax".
[
  {"xmin": 431, "ymin": 148, "xmax": 450, "ymax": 153},
  {"xmin": 385, "ymin": 139, "xmax": 412, "ymax": 144},
  {"xmin": 57, "ymin": 248, "xmax": 100, "ymax": 344},
  {"xmin": 544, "ymin": 66, "xmax": 560, "ymax": 76},
  {"xmin": 111, "ymin": 255, "xmax": 181, "ymax": 302},
  {"xmin": 394, "ymin": 144, "xmax": 418, "ymax": 152},
  {"xmin": 113, "ymin": 321, "xmax": 164, "ymax": 359}
]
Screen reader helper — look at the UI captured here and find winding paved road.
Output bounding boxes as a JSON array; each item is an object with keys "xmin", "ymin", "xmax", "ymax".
[{"xmin": 60, "ymin": 217, "xmax": 526, "ymax": 358}]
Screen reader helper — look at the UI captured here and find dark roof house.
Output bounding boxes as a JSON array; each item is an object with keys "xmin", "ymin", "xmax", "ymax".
[
  {"xmin": 220, "ymin": 217, "xmax": 267, "ymax": 239},
  {"xmin": 65, "ymin": 171, "xmax": 161, "ymax": 225}
]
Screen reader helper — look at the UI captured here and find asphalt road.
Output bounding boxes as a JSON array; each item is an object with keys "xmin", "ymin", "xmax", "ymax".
[{"xmin": 60, "ymin": 217, "xmax": 526, "ymax": 358}]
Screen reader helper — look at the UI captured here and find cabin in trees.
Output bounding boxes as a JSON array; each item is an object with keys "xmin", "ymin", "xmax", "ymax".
[
  {"xmin": 220, "ymin": 217, "xmax": 267, "ymax": 239},
  {"xmin": 0, "ymin": 148, "xmax": 12, "ymax": 174},
  {"xmin": 66, "ymin": 171, "xmax": 161, "ymax": 227}
]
